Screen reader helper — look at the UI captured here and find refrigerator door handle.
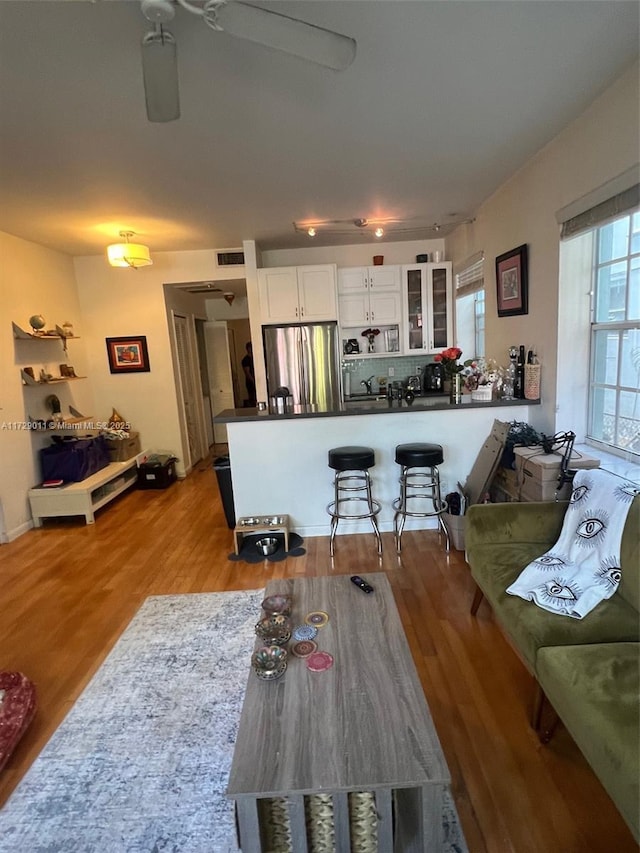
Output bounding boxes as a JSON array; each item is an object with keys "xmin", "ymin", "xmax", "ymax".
[{"xmin": 299, "ymin": 328, "xmax": 307, "ymax": 404}]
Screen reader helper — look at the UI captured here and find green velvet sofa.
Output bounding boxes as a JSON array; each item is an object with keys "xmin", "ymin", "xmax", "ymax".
[{"xmin": 465, "ymin": 495, "xmax": 640, "ymax": 841}]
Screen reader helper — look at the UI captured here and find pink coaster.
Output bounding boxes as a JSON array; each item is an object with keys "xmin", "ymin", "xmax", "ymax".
[{"xmin": 306, "ymin": 651, "xmax": 334, "ymax": 672}]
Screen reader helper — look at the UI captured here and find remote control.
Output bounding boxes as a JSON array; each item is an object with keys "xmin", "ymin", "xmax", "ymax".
[{"xmin": 350, "ymin": 575, "xmax": 374, "ymax": 594}]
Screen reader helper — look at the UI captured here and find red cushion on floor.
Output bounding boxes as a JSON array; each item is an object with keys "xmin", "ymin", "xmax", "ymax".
[{"xmin": 0, "ymin": 672, "xmax": 37, "ymax": 772}]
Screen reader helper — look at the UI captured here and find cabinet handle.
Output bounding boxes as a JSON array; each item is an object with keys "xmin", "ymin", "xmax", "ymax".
[
  {"xmin": 295, "ymin": 307, "xmax": 298, "ymax": 317},
  {"xmin": 371, "ymin": 311, "xmax": 375, "ymax": 321},
  {"xmin": 300, "ymin": 306, "xmax": 304, "ymax": 317}
]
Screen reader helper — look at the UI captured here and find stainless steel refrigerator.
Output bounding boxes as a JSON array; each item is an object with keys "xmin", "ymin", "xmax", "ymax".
[{"xmin": 263, "ymin": 322, "xmax": 341, "ymax": 412}]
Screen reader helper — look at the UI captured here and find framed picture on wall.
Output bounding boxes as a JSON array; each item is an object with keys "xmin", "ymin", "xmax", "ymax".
[
  {"xmin": 495, "ymin": 244, "xmax": 529, "ymax": 317},
  {"xmin": 106, "ymin": 336, "xmax": 151, "ymax": 374}
]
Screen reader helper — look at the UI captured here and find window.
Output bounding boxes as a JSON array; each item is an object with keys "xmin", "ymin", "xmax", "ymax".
[
  {"xmin": 588, "ymin": 211, "xmax": 640, "ymax": 454},
  {"xmin": 455, "ymin": 253, "xmax": 485, "ymax": 358}
]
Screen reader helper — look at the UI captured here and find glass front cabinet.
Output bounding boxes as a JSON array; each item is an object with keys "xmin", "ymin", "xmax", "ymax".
[{"xmin": 401, "ymin": 263, "xmax": 453, "ymax": 354}]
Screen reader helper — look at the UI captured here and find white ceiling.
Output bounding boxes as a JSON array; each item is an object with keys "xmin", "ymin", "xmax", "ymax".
[{"xmin": 0, "ymin": 1, "xmax": 638, "ymax": 257}]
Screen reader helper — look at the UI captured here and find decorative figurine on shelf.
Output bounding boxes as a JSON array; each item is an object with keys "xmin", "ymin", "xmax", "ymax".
[
  {"xmin": 361, "ymin": 327, "xmax": 380, "ymax": 353},
  {"xmin": 29, "ymin": 314, "xmax": 46, "ymax": 335}
]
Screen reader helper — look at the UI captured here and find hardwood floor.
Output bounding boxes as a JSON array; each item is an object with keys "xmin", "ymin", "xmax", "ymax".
[{"xmin": 0, "ymin": 458, "xmax": 636, "ymax": 852}]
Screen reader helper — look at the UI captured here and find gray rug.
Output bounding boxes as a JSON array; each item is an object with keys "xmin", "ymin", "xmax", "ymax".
[{"xmin": 0, "ymin": 590, "xmax": 467, "ymax": 852}]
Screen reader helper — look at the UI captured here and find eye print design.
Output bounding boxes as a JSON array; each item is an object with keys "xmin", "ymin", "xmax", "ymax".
[
  {"xmin": 615, "ymin": 482, "xmax": 640, "ymax": 504},
  {"xmin": 533, "ymin": 553, "xmax": 566, "ymax": 569},
  {"xmin": 539, "ymin": 578, "xmax": 581, "ymax": 610},
  {"xmin": 576, "ymin": 518, "xmax": 605, "ymax": 539},
  {"xmin": 570, "ymin": 484, "xmax": 589, "ymax": 505},
  {"xmin": 575, "ymin": 509, "xmax": 608, "ymax": 549},
  {"xmin": 596, "ymin": 558, "xmax": 622, "ymax": 590}
]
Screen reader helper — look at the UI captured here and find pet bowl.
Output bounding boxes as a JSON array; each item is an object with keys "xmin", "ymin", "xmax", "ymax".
[
  {"xmin": 255, "ymin": 614, "xmax": 292, "ymax": 645},
  {"xmin": 261, "ymin": 594, "xmax": 292, "ymax": 616},
  {"xmin": 256, "ymin": 537, "xmax": 278, "ymax": 556}
]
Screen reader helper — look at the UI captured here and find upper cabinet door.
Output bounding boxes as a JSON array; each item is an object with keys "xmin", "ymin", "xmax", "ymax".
[
  {"xmin": 401, "ymin": 265, "xmax": 428, "ymax": 353},
  {"xmin": 401, "ymin": 263, "xmax": 453, "ymax": 354},
  {"xmin": 258, "ymin": 268, "xmax": 300, "ymax": 323},
  {"xmin": 297, "ymin": 265, "xmax": 337, "ymax": 322},
  {"xmin": 337, "ymin": 267, "xmax": 368, "ymax": 293},
  {"xmin": 368, "ymin": 265, "xmax": 401, "ymax": 291},
  {"xmin": 259, "ymin": 265, "xmax": 337, "ymax": 324},
  {"xmin": 338, "ymin": 292, "xmax": 370, "ymax": 326},
  {"xmin": 428, "ymin": 265, "xmax": 453, "ymax": 352},
  {"xmin": 369, "ymin": 290, "xmax": 402, "ymax": 324}
]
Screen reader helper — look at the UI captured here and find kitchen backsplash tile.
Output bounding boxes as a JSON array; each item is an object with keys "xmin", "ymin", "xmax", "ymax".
[{"xmin": 342, "ymin": 354, "xmax": 435, "ymax": 393}]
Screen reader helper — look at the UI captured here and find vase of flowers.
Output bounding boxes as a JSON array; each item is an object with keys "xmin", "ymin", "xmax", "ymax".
[
  {"xmin": 434, "ymin": 347, "xmax": 464, "ymax": 400},
  {"xmin": 362, "ymin": 327, "xmax": 380, "ymax": 353}
]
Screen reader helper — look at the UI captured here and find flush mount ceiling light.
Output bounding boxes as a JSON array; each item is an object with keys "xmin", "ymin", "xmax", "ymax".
[
  {"xmin": 293, "ymin": 215, "xmax": 475, "ymax": 240},
  {"xmin": 107, "ymin": 231, "xmax": 153, "ymax": 269}
]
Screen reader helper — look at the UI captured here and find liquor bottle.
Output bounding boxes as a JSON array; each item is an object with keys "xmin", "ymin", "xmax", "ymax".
[
  {"xmin": 504, "ymin": 346, "xmax": 517, "ymax": 399},
  {"xmin": 515, "ymin": 345, "xmax": 526, "ymax": 399}
]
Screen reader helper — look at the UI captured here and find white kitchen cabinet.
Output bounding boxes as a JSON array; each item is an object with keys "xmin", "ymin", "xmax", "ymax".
[
  {"xmin": 337, "ymin": 265, "xmax": 401, "ymax": 326},
  {"xmin": 258, "ymin": 265, "xmax": 337, "ymax": 324},
  {"xmin": 338, "ymin": 290, "xmax": 402, "ymax": 326},
  {"xmin": 401, "ymin": 263, "xmax": 453, "ymax": 354},
  {"xmin": 337, "ymin": 265, "xmax": 401, "ymax": 294}
]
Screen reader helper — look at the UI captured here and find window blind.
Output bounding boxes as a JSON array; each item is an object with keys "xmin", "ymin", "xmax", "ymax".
[
  {"xmin": 455, "ymin": 251, "xmax": 484, "ymax": 297},
  {"xmin": 560, "ymin": 183, "xmax": 639, "ymax": 239}
]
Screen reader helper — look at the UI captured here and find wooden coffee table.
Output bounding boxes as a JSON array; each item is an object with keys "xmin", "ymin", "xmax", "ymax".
[{"xmin": 227, "ymin": 573, "xmax": 451, "ymax": 852}]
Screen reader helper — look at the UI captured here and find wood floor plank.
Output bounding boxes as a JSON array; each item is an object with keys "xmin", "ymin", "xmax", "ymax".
[{"xmin": 0, "ymin": 458, "xmax": 636, "ymax": 851}]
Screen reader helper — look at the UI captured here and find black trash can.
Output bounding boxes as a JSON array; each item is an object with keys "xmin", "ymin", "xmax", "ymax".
[{"xmin": 213, "ymin": 456, "xmax": 235, "ymax": 529}]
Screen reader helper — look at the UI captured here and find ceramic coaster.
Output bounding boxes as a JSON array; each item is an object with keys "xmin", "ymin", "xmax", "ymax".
[
  {"xmin": 306, "ymin": 651, "xmax": 334, "ymax": 672},
  {"xmin": 291, "ymin": 640, "xmax": 318, "ymax": 658},
  {"xmin": 292, "ymin": 624, "xmax": 318, "ymax": 642},
  {"xmin": 305, "ymin": 611, "xmax": 329, "ymax": 628}
]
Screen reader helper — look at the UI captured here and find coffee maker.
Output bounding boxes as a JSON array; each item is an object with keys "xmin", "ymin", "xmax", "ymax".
[{"xmin": 423, "ymin": 363, "xmax": 444, "ymax": 393}]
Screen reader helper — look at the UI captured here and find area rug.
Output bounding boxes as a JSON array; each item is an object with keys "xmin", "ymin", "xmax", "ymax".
[
  {"xmin": 228, "ymin": 531, "xmax": 306, "ymax": 563},
  {"xmin": 0, "ymin": 591, "xmax": 468, "ymax": 853}
]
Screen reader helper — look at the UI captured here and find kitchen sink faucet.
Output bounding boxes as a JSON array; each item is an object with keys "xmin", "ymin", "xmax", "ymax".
[{"xmin": 361, "ymin": 376, "xmax": 375, "ymax": 395}]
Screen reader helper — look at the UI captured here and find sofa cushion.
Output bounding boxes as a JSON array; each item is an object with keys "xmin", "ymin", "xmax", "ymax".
[
  {"xmin": 537, "ymin": 643, "xmax": 639, "ymax": 842},
  {"xmin": 469, "ymin": 543, "xmax": 640, "ymax": 671}
]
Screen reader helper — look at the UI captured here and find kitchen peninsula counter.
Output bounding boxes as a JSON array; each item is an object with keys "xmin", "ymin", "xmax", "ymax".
[
  {"xmin": 214, "ymin": 398, "xmax": 539, "ymax": 541},
  {"xmin": 215, "ymin": 395, "xmax": 534, "ymax": 423}
]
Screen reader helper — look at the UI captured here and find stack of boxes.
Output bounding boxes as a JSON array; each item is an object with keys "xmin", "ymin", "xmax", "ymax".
[{"xmin": 492, "ymin": 446, "xmax": 600, "ymax": 503}]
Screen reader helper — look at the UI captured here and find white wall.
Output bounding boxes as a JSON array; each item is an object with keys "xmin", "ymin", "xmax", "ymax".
[
  {"xmin": 447, "ymin": 60, "xmax": 640, "ymax": 435},
  {"xmin": 261, "ymin": 238, "xmax": 446, "ymax": 269},
  {"xmin": 72, "ymin": 250, "xmax": 235, "ymax": 477},
  {"xmin": 0, "ymin": 232, "xmax": 94, "ymax": 540}
]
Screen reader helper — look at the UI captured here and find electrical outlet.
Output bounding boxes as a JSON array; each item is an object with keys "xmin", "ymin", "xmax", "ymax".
[{"xmin": 388, "ymin": 367, "xmax": 395, "ymax": 377}]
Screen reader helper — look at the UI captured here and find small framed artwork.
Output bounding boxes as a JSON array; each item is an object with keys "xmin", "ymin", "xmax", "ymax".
[
  {"xmin": 105, "ymin": 336, "xmax": 150, "ymax": 374},
  {"xmin": 495, "ymin": 244, "xmax": 529, "ymax": 317}
]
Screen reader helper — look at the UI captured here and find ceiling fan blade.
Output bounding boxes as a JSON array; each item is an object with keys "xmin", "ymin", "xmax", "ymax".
[
  {"xmin": 141, "ymin": 28, "xmax": 180, "ymax": 122},
  {"xmin": 206, "ymin": 1, "xmax": 356, "ymax": 71}
]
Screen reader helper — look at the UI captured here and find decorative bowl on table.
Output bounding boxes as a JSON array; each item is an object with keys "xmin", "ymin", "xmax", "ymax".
[
  {"xmin": 251, "ymin": 645, "xmax": 288, "ymax": 680},
  {"xmin": 261, "ymin": 594, "xmax": 293, "ymax": 617},
  {"xmin": 255, "ymin": 614, "xmax": 292, "ymax": 645}
]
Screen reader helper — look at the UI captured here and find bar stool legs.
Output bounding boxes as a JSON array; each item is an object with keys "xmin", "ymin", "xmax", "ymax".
[
  {"xmin": 327, "ymin": 446, "xmax": 382, "ymax": 557},
  {"xmin": 393, "ymin": 443, "xmax": 450, "ymax": 554}
]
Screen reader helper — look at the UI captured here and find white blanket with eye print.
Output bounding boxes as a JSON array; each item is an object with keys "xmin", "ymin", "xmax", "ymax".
[{"xmin": 506, "ymin": 468, "xmax": 638, "ymax": 619}]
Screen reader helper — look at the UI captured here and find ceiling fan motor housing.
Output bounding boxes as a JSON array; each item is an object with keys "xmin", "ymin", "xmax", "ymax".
[{"xmin": 141, "ymin": 0, "xmax": 176, "ymax": 24}]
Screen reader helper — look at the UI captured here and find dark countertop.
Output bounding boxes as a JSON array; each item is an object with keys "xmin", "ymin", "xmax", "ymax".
[{"xmin": 214, "ymin": 395, "xmax": 537, "ymax": 424}]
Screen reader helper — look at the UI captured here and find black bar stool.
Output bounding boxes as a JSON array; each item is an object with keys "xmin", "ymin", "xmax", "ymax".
[
  {"xmin": 327, "ymin": 446, "xmax": 382, "ymax": 557},
  {"xmin": 392, "ymin": 443, "xmax": 449, "ymax": 553}
]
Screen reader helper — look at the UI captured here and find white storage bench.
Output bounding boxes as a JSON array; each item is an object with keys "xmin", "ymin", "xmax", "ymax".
[{"xmin": 29, "ymin": 456, "xmax": 142, "ymax": 526}]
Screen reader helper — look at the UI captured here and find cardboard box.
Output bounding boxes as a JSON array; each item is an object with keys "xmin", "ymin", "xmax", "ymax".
[
  {"xmin": 460, "ymin": 419, "xmax": 510, "ymax": 505},
  {"xmin": 106, "ymin": 432, "xmax": 141, "ymax": 462},
  {"xmin": 494, "ymin": 447, "xmax": 600, "ymax": 502}
]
